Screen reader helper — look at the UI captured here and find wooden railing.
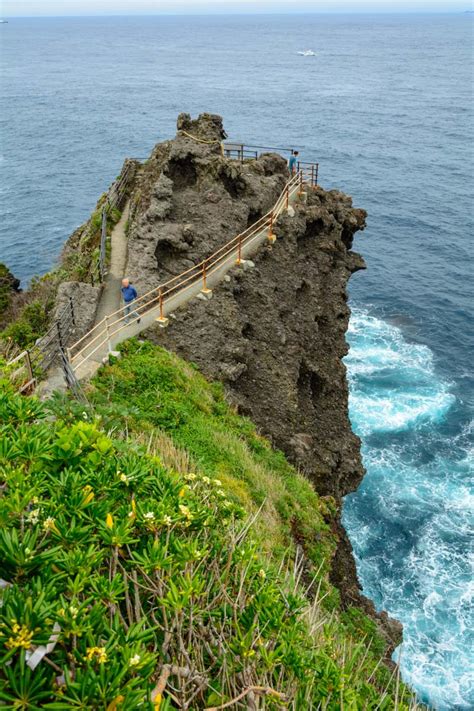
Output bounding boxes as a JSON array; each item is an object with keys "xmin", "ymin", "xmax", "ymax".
[
  {"xmin": 5, "ymin": 297, "xmax": 77, "ymax": 395},
  {"xmin": 68, "ymin": 168, "xmax": 318, "ymax": 374},
  {"xmin": 5, "ymin": 350, "xmax": 36, "ymax": 394}
]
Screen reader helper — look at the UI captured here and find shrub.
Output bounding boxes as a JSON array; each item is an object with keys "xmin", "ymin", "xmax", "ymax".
[{"xmin": 0, "ymin": 382, "xmax": 420, "ymax": 709}]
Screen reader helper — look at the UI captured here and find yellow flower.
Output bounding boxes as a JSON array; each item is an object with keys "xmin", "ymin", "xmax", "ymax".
[
  {"xmin": 106, "ymin": 697, "xmax": 124, "ymax": 711},
  {"xmin": 119, "ymin": 472, "xmax": 128, "ymax": 484},
  {"xmin": 106, "ymin": 513, "xmax": 114, "ymax": 529},
  {"xmin": 85, "ymin": 646, "xmax": 108, "ymax": 664},
  {"xmin": 129, "ymin": 654, "xmax": 141, "ymax": 667},
  {"xmin": 43, "ymin": 517, "xmax": 58, "ymax": 533},
  {"xmin": 213, "ymin": 479, "xmax": 223, "ymax": 487},
  {"xmin": 184, "ymin": 472, "xmax": 196, "ymax": 481},
  {"xmin": 154, "ymin": 694, "xmax": 162, "ymax": 710},
  {"xmin": 6, "ymin": 623, "xmax": 34, "ymax": 650},
  {"xmin": 82, "ymin": 486, "xmax": 95, "ymax": 504},
  {"xmin": 178, "ymin": 504, "xmax": 192, "ymax": 521},
  {"xmin": 128, "ymin": 498, "xmax": 137, "ymax": 520}
]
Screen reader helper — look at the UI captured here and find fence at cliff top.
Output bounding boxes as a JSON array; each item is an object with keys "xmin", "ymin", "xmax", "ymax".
[
  {"xmin": 91, "ymin": 161, "xmax": 137, "ymax": 286},
  {"xmin": 67, "ymin": 168, "xmax": 319, "ymax": 377},
  {"xmin": 5, "ymin": 297, "xmax": 78, "ymax": 394}
]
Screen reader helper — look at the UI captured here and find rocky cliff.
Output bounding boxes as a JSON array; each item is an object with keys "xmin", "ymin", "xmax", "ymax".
[{"xmin": 122, "ymin": 114, "xmax": 400, "ymax": 651}]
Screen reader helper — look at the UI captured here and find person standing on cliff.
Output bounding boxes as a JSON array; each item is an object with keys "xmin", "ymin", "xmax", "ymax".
[
  {"xmin": 289, "ymin": 150, "xmax": 299, "ymax": 175},
  {"xmin": 121, "ymin": 278, "xmax": 141, "ymax": 325}
]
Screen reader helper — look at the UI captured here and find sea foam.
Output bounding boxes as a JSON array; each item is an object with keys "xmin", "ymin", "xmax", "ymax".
[{"xmin": 344, "ymin": 308, "xmax": 473, "ymax": 710}]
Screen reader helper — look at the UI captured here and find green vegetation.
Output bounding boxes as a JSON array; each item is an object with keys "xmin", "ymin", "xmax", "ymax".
[
  {"xmin": 0, "ymin": 263, "xmax": 19, "ymax": 315},
  {"xmin": 0, "ymin": 343, "xmax": 420, "ymax": 709},
  {"xmin": 2, "ymin": 299, "xmax": 54, "ymax": 349},
  {"xmin": 1, "ymin": 177, "xmax": 128, "ymax": 352}
]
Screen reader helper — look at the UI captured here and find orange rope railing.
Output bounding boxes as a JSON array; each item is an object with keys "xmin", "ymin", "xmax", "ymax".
[{"xmin": 68, "ymin": 168, "xmax": 317, "ymax": 372}]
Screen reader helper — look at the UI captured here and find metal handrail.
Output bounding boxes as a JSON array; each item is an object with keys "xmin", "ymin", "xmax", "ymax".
[{"xmin": 68, "ymin": 168, "xmax": 316, "ymax": 372}]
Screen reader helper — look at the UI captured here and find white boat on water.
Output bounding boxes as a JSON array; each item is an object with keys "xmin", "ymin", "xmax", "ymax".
[
  {"xmin": 297, "ymin": 50, "xmax": 316, "ymax": 57},
  {"xmin": 0, "ymin": 20, "xmax": 9, "ymax": 23}
]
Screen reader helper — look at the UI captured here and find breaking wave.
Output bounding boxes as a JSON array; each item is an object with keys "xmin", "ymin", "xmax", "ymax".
[{"xmin": 343, "ymin": 308, "xmax": 473, "ymax": 710}]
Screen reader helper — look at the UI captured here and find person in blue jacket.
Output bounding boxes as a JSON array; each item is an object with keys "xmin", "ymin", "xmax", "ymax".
[
  {"xmin": 121, "ymin": 278, "xmax": 141, "ymax": 324},
  {"xmin": 289, "ymin": 150, "xmax": 299, "ymax": 175}
]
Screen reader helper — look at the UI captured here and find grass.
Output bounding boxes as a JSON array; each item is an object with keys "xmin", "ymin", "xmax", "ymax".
[
  {"xmin": 89, "ymin": 340, "xmax": 339, "ymax": 588},
  {"xmin": 0, "ymin": 341, "xmax": 424, "ymax": 708}
]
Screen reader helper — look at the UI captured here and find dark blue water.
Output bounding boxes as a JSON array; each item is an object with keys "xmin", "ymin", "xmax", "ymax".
[{"xmin": 1, "ymin": 14, "xmax": 472, "ymax": 709}]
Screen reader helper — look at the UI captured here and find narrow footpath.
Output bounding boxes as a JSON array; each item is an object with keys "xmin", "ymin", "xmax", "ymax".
[{"xmin": 94, "ymin": 203, "xmax": 130, "ymax": 326}]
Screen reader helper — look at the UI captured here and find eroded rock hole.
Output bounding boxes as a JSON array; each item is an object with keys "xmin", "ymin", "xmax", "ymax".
[
  {"xmin": 166, "ymin": 158, "xmax": 197, "ymax": 190},
  {"xmin": 297, "ymin": 361, "xmax": 325, "ymax": 409}
]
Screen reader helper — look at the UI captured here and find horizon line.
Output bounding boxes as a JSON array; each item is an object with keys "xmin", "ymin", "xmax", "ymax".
[{"xmin": 2, "ymin": 9, "xmax": 471, "ymax": 18}]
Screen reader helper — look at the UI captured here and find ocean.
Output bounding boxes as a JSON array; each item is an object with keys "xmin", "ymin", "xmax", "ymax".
[{"xmin": 0, "ymin": 13, "xmax": 472, "ymax": 709}]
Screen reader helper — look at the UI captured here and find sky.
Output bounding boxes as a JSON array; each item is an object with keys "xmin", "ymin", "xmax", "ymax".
[{"xmin": 2, "ymin": 0, "xmax": 469, "ymax": 17}]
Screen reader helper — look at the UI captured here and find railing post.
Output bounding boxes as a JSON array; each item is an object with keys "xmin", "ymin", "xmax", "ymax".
[
  {"xmin": 105, "ymin": 316, "xmax": 112, "ymax": 353},
  {"xmin": 236, "ymin": 233, "xmax": 242, "ymax": 265},
  {"xmin": 311, "ymin": 165, "xmax": 315, "ymax": 188},
  {"xmin": 69, "ymin": 296, "xmax": 75, "ymax": 327},
  {"xmin": 25, "ymin": 350, "xmax": 34, "ymax": 390},
  {"xmin": 56, "ymin": 321, "xmax": 64, "ymax": 351},
  {"xmin": 200, "ymin": 260, "xmax": 213, "ymax": 299},
  {"xmin": 155, "ymin": 288, "xmax": 169, "ymax": 327},
  {"xmin": 299, "ymin": 170, "xmax": 304, "ymax": 196},
  {"xmin": 315, "ymin": 163, "xmax": 319, "ymax": 187},
  {"xmin": 159, "ymin": 289, "xmax": 164, "ymax": 321},
  {"xmin": 268, "ymin": 212, "xmax": 276, "ymax": 243}
]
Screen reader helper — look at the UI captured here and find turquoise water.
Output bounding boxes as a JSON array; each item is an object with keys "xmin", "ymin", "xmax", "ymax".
[
  {"xmin": 343, "ymin": 310, "xmax": 472, "ymax": 709},
  {"xmin": 0, "ymin": 13, "xmax": 472, "ymax": 709}
]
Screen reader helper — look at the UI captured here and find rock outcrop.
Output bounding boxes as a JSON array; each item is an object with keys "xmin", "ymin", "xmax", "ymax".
[{"xmin": 122, "ymin": 113, "xmax": 401, "ymax": 653}]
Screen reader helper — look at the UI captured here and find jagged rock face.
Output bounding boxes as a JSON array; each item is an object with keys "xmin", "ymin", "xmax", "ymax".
[
  {"xmin": 126, "ymin": 113, "xmax": 288, "ymax": 295},
  {"xmin": 145, "ymin": 189, "xmax": 367, "ymax": 500},
  {"xmin": 124, "ymin": 114, "xmax": 401, "ymax": 650},
  {"xmin": 53, "ymin": 281, "xmax": 101, "ymax": 345},
  {"xmin": 127, "ymin": 112, "xmax": 368, "ymax": 500}
]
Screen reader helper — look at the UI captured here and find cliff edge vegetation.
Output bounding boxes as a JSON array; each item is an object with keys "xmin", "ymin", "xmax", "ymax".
[{"xmin": 0, "ymin": 344, "xmax": 420, "ymax": 709}]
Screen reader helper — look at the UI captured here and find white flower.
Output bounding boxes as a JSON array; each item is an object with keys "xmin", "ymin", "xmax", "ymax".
[
  {"xmin": 213, "ymin": 479, "xmax": 222, "ymax": 487},
  {"xmin": 144, "ymin": 512, "xmax": 155, "ymax": 521},
  {"xmin": 258, "ymin": 569, "xmax": 266, "ymax": 580},
  {"xmin": 119, "ymin": 473, "xmax": 129, "ymax": 483},
  {"xmin": 216, "ymin": 490, "xmax": 226, "ymax": 497},
  {"xmin": 69, "ymin": 606, "xmax": 79, "ymax": 618},
  {"xmin": 27, "ymin": 509, "xmax": 40, "ymax": 524},
  {"xmin": 129, "ymin": 654, "xmax": 141, "ymax": 667},
  {"xmin": 43, "ymin": 517, "xmax": 56, "ymax": 531},
  {"xmin": 202, "ymin": 476, "xmax": 211, "ymax": 485},
  {"xmin": 162, "ymin": 515, "xmax": 172, "ymax": 527},
  {"xmin": 184, "ymin": 473, "xmax": 197, "ymax": 481}
]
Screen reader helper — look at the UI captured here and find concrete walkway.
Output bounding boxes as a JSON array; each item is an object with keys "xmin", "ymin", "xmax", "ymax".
[
  {"xmin": 37, "ymin": 203, "xmax": 130, "ymax": 398},
  {"xmin": 71, "ymin": 195, "xmax": 302, "ymax": 383},
  {"xmin": 94, "ymin": 202, "xmax": 130, "ymax": 327}
]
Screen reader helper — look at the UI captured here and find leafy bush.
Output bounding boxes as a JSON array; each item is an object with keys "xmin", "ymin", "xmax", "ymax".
[
  {"xmin": 0, "ymin": 381, "xmax": 421, "ymax": 709},
  {"xmin": 1, "ymin": 300, "xmax": 52, "ymax": 349}
]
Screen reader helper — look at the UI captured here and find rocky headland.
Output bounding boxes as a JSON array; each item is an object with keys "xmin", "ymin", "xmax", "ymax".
[{"xmin": 114, "ymin": 113, "xmax": 400, "ymax": 652}]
